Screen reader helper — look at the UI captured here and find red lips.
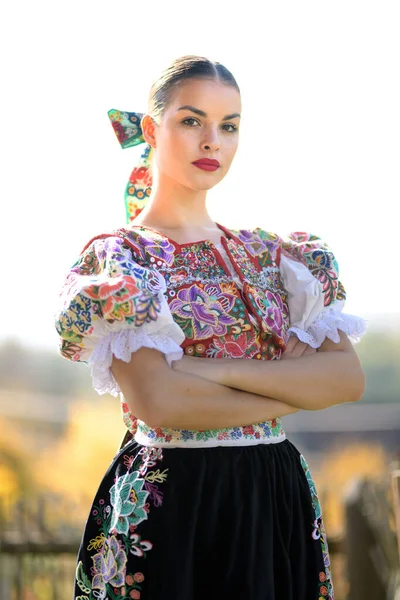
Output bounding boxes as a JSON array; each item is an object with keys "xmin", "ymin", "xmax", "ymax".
[{"xmin": 192, "ymin": 158, "xmax": 220, "ymax": 172}]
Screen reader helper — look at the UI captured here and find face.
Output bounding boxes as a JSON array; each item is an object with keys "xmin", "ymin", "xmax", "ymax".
[{"xmin": 144, "ymin": 78, "xmax": 241, "ymax": 192}]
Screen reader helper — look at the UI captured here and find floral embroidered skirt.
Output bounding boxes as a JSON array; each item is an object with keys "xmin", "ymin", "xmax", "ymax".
[{"xmin": 74, "ymin": 439, "xmax": 334, "ymax": 600}]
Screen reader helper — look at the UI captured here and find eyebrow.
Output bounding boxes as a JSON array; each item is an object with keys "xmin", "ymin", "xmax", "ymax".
[{"xmin": 177, "ymin": 105, "xmax": 241, "ymax": 121}]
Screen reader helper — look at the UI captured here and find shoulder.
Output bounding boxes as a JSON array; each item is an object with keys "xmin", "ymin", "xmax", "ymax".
[
  {"xmin": 281, "ymin": 231, "xmax": 339, "ymax": 272},
  {"xmin": 228, "ymin": 226, "xmax": 282, "ymax": 263},
  {"xmin": 68, "ymin": 233, "xmax": 137, "ymax": 283},
  {"xmin": 76, "ymin": 226, "xmax": 175, "ymax": 271},
  {"xmin": 281, "ymin": 231, "xmax": 332, "ymax": 250},
  {"xmin": 280, "ymin": 231, "xmax": 345, "ymax": 306},
  {"xmin": 63, "ymin": 230, "xmax": 169, "ymax": 306}
]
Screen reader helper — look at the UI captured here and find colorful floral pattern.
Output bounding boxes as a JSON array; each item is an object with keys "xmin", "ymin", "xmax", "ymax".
[
  {"xmin": 56, "ymin": 236, "xmax": 168, "ymax": 363},
  {"xmin": 282, "ymin": 232, "xmax": 344, "ymax": 307},
  {"xmin": 109, "ymin": 471, "xmax": 150, "ymax": 535},
  {"xmin": 75, "ymin": 447, "xmax": 165, "ymax": 600},
  {"xmin": 300, "ymin": 454, "xmax": 334, "ymax": 599},
  {"xmin": 92, "ymin": 534, "xmax": 127, "ymax": 591},
  {"xmin": 169, "ymin": 283, "xmax": 237, "ymax": 339},
  {"xmin": 59, "ymin": 222, "xmax": 338, "ymax": 596},
  {"xmin": 108, "ymin": 109, "xmax": 154, "ymax": 223},
  {"xmin": 56, "ymin": 224, "xmax": 346, "ymax": 448},
  {"xmin": 134, "ymin": 417, "xmax": 286, "ymax": 447}
]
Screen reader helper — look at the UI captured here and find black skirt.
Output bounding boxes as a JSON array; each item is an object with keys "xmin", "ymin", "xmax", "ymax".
[{"xmin": 73, "ymin": 439, "xmax": 333, "ymax": 600}]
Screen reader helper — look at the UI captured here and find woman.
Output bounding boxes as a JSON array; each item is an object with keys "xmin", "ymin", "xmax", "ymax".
[{"xmin": 56, "ymin": 55, "xmax": 366, "ymax": 600}]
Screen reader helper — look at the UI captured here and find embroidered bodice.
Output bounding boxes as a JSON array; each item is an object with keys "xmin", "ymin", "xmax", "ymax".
[{"xmin": 55, "ymin": 224, "xmax": 366, "ymax": 447}]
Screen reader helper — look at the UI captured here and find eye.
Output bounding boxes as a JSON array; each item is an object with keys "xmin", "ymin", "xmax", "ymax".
[
  {"xmin": 182, "ymin": 117, "xmax": 200, "ymax": 127},
  {"xmin": 221, "ymin": 123, "xmax": 238, "ymax": 133}
]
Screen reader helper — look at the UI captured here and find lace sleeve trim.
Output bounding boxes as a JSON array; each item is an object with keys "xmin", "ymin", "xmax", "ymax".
[
  {"xmin": 288, "ymin": 302, "xmax": 367, "ymax": 348},
  {"xmin": 88, "ymin": 327, "xmax": 184, "ymax": 396}
]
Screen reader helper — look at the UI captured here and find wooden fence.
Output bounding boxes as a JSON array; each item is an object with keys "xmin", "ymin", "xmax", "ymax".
[
  {"xmin": 0, "ymin": 495, "xmax": 80, "ymax": 600},
  {"xmin": 344, "ymin": 469, "xmax": 400, "ymax": 600}
]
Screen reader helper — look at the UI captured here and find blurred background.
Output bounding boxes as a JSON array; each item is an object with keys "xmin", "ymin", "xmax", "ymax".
[{"xmin": 1, "ymin": 0, "xmax": 399, "ymax": 598}]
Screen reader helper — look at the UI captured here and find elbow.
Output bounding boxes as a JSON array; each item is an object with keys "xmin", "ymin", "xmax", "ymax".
[
  {"xmin": 120, "ymin": 387, "xmax": 165, "ymax": 429},
  {"xmin": 336, "ymin": 351, "xmax": 366, "ymax": 403},
  {"xmin": 133, "ymin": 370, "xmax": 184, "ymax": 429},
  {"xmin": 135, "ymin": 390, "xmax": 176, "ymax": 429},
  {"xmin": 347, "ymin": 368, "xmax": 366, "ymax": 403}
]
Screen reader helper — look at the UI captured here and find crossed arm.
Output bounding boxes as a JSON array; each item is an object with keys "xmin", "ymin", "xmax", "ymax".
[
  {"xmin": 111, "ymin": 332, "xmax": 365, "ymax": 431},
  {"xmin": 172, "ymin": 331, "xmax": 366, "ymax": 411}
]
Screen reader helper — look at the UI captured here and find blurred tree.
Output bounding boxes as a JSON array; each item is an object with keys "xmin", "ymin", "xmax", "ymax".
[
  {"xmin": 0, "ymin": 338, "xmax": 96, "ymax": 398},
  {"xmin": 314, "ymin": 442, "xmax": 389, "ymax": 535},
  {"xmin": 0, "ymin": 417, "xmax": 33, "ymax": 500},
  {"xmin": 35, "ymin": 397, "xmax": 124, "ymax": 522},
  {"xmin": 356, "ymin": 332, "xmax": 400, "ymax": 402}
]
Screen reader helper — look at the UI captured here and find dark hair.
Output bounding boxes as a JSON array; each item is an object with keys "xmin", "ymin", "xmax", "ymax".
[{"xmin": 148, "ymin": 55, "xmax": 240, "ymax": 122}]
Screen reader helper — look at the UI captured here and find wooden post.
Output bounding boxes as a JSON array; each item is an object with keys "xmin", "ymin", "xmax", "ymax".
[
  {"xmin": 392, "ymin": 469, "xmax": 400, "ymax": 563},
  {"xmin": 344, "ymin": 479, "xmax": 387, "ymax": 600}
]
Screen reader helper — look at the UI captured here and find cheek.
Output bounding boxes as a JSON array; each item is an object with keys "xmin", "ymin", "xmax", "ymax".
[
  {"xmin": 224, "ymin": 136, "xmax": 239, "ymax": 162},
  {"xmin": 160, "ymin": 129, "xmax": 194, "ymax": 160}
]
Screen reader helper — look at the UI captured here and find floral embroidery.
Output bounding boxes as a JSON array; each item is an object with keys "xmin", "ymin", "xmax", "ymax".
[
  {"xmin": 245, "ymin": 284, "xmax": 289, "ymax": 344},
  {"xmin": 124, "ymin": 232, "xmax": 175, "ymax": 266},
  {"xmin": 92, "ymin": 534, "xmax": 127, "ymax": 591},
  {"xmin": 207, "ymin": 328, "xmax": 259, "ymax": 359},
  {"xmin": 75, "ymin": 447, "xmax": 165, "ymax": 599},
  {"xmin": 134, "ymin": 417, "xmax": 286, "ymax": 447},
  {"xmin": 300, "ymin": 454, "xmax": 334, "ymax": 599},
  {"xmin": 169, "ymin": 283, "xmax": 237, "ymax": 339},
  {"xmin": 57, "ymin": 225, "xmax": 347, "ymax": 451},
  {"xmin": 235, "ymin": 228, "xmax": 281, "ymax": 263},
  {"xmin": 129, "ymin": 532, "xmax": 153, "ymax": 557},
  {"xmin": 56, "ymin": 237, "xmax": 168, "ymax": 362},
  {"xmin": 282, "ymin": 232, "xmax": 342, "ymax": 307},
  {"xmin": 109, "ymin": 471, "xmax": 150, "ymax": 535}
]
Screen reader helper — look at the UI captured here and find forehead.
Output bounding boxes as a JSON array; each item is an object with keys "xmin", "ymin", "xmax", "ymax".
[{"xmin": 165, "ymin": 78, "xmax": 241, "ymax": 116}]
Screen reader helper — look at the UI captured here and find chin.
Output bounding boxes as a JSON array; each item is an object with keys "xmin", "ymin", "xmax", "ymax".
[
  {"xmin": 192, "ymin": 181, "xmax": 219, "ymax": 191},
  {"xmin": 188, "ymin": 172, "xmax": 226, "ymax": 191}
]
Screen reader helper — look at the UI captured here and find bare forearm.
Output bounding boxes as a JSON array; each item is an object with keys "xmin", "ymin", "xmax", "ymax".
[
  {"xmin": 147, "ymin": 369, "xmax": 299, "ymax": 429},
  {"xmin": 111, "ymin": 349, "xmax": 298, "ymax": 430},
  {"xmin": 224, "ymin": 351, "xmax": 364, "ymax": 409},
  {"xmin": 173, "ymin": 346, "xmax": 365, "ymax": 410}
]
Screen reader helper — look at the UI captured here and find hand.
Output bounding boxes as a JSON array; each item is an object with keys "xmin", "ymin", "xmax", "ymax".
[
  {"xmin": 171, "ymin": 354, "xmax": 230, "ymax": 383},
  {"xmin": 281, "ymin": 336, "xmax": 317, "ymax": 360},
  {"xmin": 171, "ymin": 355, "xmax": 205, "ymax": 373}
]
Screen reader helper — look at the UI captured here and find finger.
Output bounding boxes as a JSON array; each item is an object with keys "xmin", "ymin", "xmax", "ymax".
[
  {"xmin": 289, "ymin": 340, "xmax": 309, "ymax": 358},
  {"xmin": 284, "ymin": 336, "xmax": 300, "ymax": 353},
  {"xmin": 303, "ymin": 345, "xmax": 317, "ymax": 356}
]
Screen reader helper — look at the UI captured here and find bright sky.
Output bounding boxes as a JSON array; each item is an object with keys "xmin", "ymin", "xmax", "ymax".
[{"xmin": 1, "ymin": 1, "xmax": 399, "ymax": 349}]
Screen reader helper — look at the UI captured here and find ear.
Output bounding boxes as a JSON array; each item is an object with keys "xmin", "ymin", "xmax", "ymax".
[{"xmin": 141, "ymin": 114, "xmax": 157, "ymax": 148}]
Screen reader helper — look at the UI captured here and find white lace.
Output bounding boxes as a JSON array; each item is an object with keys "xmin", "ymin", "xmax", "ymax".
[
  {"xmin": 289, "ymin": 303, "xmax": 367, "ymax": 348},
  {"xmin": 86, "ymin": 242, "xmax": 366, "ymax": 395},
  {"xmin": 88, "ymin": 327, "xmax": 184, "ymax": 396}
]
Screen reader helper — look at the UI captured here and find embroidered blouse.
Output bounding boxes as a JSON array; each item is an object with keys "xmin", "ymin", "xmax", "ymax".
[{"xmin": 55, "ymin": 223, "xmax": 366, "ymax": 448}]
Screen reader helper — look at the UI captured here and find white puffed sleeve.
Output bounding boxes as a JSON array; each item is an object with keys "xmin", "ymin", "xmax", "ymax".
[
  {"xmin": 55, "ymin": 235, "xmax": 185, "ymax": 396},
  {"xmin": 279, "ymin": 235, "xmax": 366, "ymax": 348}
]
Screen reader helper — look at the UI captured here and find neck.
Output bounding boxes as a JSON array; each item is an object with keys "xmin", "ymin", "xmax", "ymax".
[{"xmin": 134, "ymin": 173, "xmax": 216, "ymax": 231}]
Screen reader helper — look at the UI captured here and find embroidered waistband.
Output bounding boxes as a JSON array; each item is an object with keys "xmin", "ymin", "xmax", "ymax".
[
  {"xmin": 134, "ymin": 431, "xmax": 287, "ymax": 448},
  {"xmin": 134, "ymin": 418, "xmax": 287, "ymax": 449}
]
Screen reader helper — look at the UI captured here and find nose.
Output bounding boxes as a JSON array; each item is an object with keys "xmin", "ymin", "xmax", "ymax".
[{"xmin": 201, "ymin": 126, "xmax": 220, "ymax": 153}]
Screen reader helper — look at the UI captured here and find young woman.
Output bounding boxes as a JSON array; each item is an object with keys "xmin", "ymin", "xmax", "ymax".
[{"xmin": 56, "ymin": 55, "xmax": 366, "ymax": 600}]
